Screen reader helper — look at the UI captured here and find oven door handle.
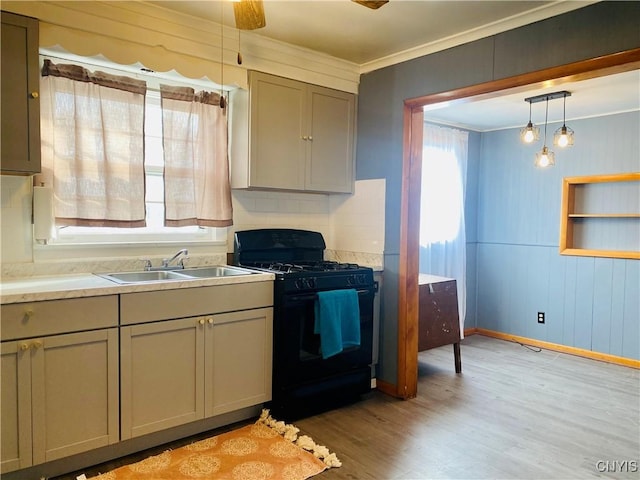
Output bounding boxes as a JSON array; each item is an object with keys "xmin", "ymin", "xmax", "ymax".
[{"xmin": 289, "ymin": 288, "xmax": 371, "ymax": 302}]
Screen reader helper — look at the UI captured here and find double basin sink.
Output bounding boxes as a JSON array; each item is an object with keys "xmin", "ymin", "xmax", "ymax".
[{"xmin": 97, "ymin": 266, "xmax": 255, "ymax": 285}]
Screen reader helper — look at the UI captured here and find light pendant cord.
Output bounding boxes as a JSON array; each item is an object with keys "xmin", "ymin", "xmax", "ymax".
[
  {"xmin": 529, "ymin": 101, "xmax": 533, "ymax": 123},
  {"xmin": 543, "ymin": 98, "xmax": 549, "ymax": 145},
  {"xmin": 219, "ymin": 1, "xmax": 226, "ymax": 109}
]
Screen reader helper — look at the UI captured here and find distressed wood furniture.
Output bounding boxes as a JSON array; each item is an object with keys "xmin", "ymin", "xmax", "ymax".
[{"xmin": 418, "ymin": 274, "xmax": 462, "ymax": 373}]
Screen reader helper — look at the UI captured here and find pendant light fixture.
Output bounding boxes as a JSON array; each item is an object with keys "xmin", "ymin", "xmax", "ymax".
[
  {"xmin": 534, "ymin": 97, "xmax": 555, "ymax": 168},
  {"xmin": 520, "ymin": 99, "xmax": 539, "ymax": 144},
  {"xmin": 521, "ymin": 90, "xmax": 573, "ymax": 167},
  {"xmin": 553, "ymin": 91, "xmax": 575, "ymax": 148}
]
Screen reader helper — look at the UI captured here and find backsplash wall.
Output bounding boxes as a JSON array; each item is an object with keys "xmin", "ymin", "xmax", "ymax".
[{"xmin": 229, "ymin": 179, "xmax": 386, "ymax": 267}]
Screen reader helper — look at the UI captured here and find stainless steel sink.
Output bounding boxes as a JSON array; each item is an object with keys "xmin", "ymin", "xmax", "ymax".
[
  {"xmin": 96, "ymin": 265, "xmax": 255, "ymax": 284},
  {"xmin": 178, "ymin": 266, "xmax": 254, "ymax": 278},
  {"xmin": 96, "ymin": 270, "xmax": 189, "ymax": 284}
]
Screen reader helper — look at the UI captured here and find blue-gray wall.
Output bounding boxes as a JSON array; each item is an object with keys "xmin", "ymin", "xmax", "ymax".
[
  {"xmin": 357, "ymin": 1, "xmax": 640, "ymax": 384},
  {"xmin": 477, "ymin": 112, "xmax": 639, "ymax": 359}
]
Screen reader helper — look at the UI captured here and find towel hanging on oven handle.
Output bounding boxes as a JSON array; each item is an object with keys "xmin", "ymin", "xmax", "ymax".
[{"xmin": 289, "ymin": 288, "xmax": 371, "ymax": 303}]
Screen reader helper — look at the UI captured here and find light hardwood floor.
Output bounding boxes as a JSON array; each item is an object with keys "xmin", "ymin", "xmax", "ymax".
[
  {"xmin": 56, "ymin": 335, "xmax": 639, "ymax": 479},
  {"xmin": 295, "ymin": 335, "xmax": 640, "ymax": 479}
]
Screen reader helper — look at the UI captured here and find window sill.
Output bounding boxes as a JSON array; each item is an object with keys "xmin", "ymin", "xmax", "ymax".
[{"xmin": 32, "ymin": 239, "xmax": 228, "ymax": 264}]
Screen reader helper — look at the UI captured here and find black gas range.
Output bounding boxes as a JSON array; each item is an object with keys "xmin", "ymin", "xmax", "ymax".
[
  {"xmin": 234, "ymin": 229, "xmax": 373, "ymax": 286},
  {"xmin": 234, "ymin": 229, "xmax": 375, "ymax": 420}
]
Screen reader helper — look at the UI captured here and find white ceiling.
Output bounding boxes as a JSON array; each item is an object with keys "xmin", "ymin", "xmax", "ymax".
[
  {"xmin": 149, "ymin": 0, "xmax": 586, "ymax": 68},
  {"xmin": 149, "ymin": 0, "xmax": 639, "ymax": 130},
  {"xmin": 423, "ymin": 70, "xmax": 640, "ymax": 132}
]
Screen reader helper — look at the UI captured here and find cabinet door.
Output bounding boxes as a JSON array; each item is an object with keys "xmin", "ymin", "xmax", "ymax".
[
  {"xmin": 305, "ymin": 85, "xmax": 355, "ymax": 193},
  {"xmin": 121, "ymin": 318, "xmax": 205, "ymax": 439},
  {"xmin": 1, "ymin": 341, "xmax": 32, "ymax": 474},
  {"xmin": 0, "ymin": 12, "xmax": 41, "ymax": 174},
  {"xmin": 205, "ymin": 308, "xmax": 273, "ymax": 417},
  {"xmin": 249, "ymin": 72, "xmax": 306, "ymax": 190},
  {"xmin": 30, "ymin": 329, "xmax": 119, "ymax": 464}
]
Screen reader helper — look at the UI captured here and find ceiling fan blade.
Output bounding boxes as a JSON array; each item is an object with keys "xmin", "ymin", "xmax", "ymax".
[
  {"xmin": 352, "ymin": 0, "xmax": 389, "ymax": 9},
  {"xmin": 233, "ymin": 0, "xmax": 266, "ymax": 30}
]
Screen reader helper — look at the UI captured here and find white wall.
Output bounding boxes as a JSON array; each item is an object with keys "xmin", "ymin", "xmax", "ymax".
[{"xmin": 230, "ymin": 179, "xmax": 386, "ymax": 256}]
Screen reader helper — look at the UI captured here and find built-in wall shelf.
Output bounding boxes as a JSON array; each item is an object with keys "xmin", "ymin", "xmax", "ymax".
[{"xmin": 560, "ymin": 173, "xmax": 640, "ymax": 260}]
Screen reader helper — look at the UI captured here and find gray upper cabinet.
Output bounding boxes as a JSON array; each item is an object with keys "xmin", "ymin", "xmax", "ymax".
[
  {"xmin": 231, "ymin": 71, "xmax": 355, "ymax": 194},
  {"xmin": 1, "ymin": 11, "xmax": 41, "ymax": 175}
]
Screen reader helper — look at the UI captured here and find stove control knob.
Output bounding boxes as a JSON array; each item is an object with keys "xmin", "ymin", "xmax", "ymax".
[
  {"xmin": 357, "ymin": 274, "xmax": 367, "ymax": 285},
  {"xmin": 307, "ymin": 277, "xmax": 316, "ymax": 289},
  {"xmin": 295, "ymin": 279, "xmax": 305, "ymax": 290},
  {"xmin": 347, "ymin": 275, "xmax": 355, "ymax": 286}
]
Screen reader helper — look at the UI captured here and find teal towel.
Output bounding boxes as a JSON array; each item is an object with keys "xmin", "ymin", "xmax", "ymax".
[{"xmin": 314, "ymin": 289, "xmax": 361, "ymax": 359}]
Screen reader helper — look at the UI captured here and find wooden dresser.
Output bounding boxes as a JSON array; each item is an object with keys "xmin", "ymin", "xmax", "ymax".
[{"xmin": 418, "ymin": 274, "xmax": 462, "ymax": 373}]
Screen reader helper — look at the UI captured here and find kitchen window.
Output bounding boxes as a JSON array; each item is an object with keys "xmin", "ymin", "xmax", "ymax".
[{"xmin": 38, "ymin": 53, "xmax": 231, "ymax": 246}]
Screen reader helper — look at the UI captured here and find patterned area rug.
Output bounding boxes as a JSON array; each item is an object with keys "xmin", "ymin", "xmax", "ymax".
[{"xmin": 90, "ymin": 410, "xmax": 340, "ymax": 480}]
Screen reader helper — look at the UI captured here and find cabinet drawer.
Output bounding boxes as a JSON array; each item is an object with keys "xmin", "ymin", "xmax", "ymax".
[
  {"xmin": 120, "ymin": 281, "xmax": 274, "ymax": 325},
  {"xmin": 0, "ymin": 296, "xmax": 118, "ymax": 341}
]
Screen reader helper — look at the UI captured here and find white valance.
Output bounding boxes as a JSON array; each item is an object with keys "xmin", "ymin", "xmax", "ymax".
[{"xmin": 2, "ymin": 1, "xmax": 247, "ymax": 89}]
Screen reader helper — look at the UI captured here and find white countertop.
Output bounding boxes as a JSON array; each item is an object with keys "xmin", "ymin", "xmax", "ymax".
[
  {"xmin": 419, "ymin": 273, "xmax": 454, "ymax": 285},
  {"xmin": 0, "ymin": 269, "xmax": 275, "ymax": 304}
]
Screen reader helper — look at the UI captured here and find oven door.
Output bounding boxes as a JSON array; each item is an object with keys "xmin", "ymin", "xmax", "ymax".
[{"xmin": 273, "ymin": 286, "xmax": 374, "ymax": 389}]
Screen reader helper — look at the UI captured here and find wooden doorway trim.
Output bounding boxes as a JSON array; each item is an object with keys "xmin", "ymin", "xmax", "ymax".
[{"xmin": 397, "ymin": 48, "xmax": 640, "ymax": 399}]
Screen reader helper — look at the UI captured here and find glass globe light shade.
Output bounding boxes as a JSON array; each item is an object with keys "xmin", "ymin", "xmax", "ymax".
[
  {"xmin": 520, "ymin": 122, "xmax": 539, "ymax": 144},
  {"xmin": 535, "ymin": 146, "xmax": 555, "ymax": 168},
  {"xmin": 553, "ymin": 124, "xmax": 574, "ymax": 148}
]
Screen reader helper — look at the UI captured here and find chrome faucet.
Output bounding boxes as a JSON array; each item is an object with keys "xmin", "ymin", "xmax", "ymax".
[
  {"xmin": 162, "ymin": 248, "xmax": 189, "ymax": 269},
  {"xmin": 143, "ymin": 248, "xmax": 189, "ymax": 271}
]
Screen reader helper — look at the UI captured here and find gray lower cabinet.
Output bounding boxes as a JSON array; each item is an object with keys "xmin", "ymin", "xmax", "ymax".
[
  {"xmin": 207, "ymin": 308, "xmax": 273, "ymax": 417},
  {"xmin": 120, "ymin": 317, "xmax": 205, "ymax": 439},
  {"xmin": 120, "ymin": 307, "xmax": 273, "ymax": 439},
  {"xmin": 0, "ymin": 282, "xmax": 273, "ymax": 475},
  {"xmin": 1, "ymin": 296, "xmax": 120, "ymax": 474},
  {"xmin": 119, "ymin": 282, "xmax": 274, "ymax": 440}
]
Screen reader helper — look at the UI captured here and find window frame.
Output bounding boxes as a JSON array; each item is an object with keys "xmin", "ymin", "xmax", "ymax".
[{"xmin": 37, "ymin": 50, "xmax": 231, "ymax": 248}]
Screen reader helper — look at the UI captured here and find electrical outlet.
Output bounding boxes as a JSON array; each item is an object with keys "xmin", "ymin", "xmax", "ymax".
[{"xmin": 537, "ymin": 312, "xmax": 545, "ymax": 324}]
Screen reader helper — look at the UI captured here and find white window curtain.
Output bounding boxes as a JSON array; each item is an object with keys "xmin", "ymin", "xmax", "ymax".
[
  {"xmin": 160, "ymin": 85, "xmax": 233, "ymax": 227},
  {"xmin": 420, "ymin": 123, "xmax": 469, "ymax": 336},
  {"xmin": 40, "ymin": 60, "xmax": 147, "ymax": 227}
]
